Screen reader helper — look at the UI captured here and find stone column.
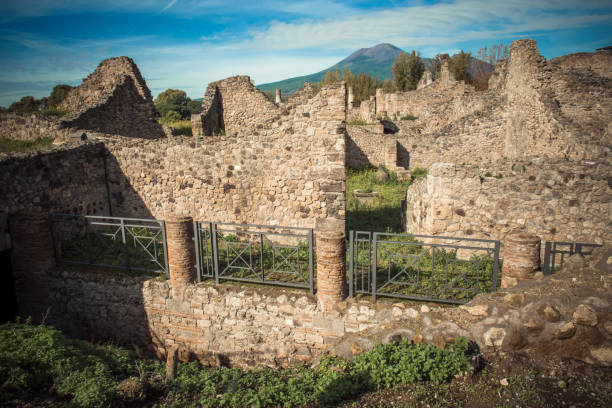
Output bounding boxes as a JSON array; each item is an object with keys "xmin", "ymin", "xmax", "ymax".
[
  {"xmin": 384, "ymin": 137, "xmax": 397, "ymax": 169},
  {"xmin": 9, "ymin": 212, "xmax": 55, "ymax": 322},
  {"xmin": 165, "ymin": 216, "xmax": 196, "ymax": 297},
  {"xmin": 347, "ymin": 86, "xmax": 354, "ymax": 108},
  {"xmin": 502, "ymin": 231, "xmax": 541, "ymax": 288},
  {"xmin": 275, "ymin": 88, "xmax": 282, "ymax": 104},
  {"xmin": 315, "ymin": 219, "xmax": 347, "ymax": 312}
]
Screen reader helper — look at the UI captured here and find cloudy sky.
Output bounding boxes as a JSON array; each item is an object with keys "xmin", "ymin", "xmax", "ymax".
[{"xmin": 0, "ymin": 0, "xmax": 610, "ymax": 107}]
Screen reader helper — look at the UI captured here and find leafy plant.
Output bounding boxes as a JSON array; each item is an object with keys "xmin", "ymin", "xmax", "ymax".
[
  {"xmin": 0, "ymin": 322, "xmax": 132, "ymax": 407},
  {"xmin": 410, "ymin": 166, "xmax": 427, "ymax": 180}
]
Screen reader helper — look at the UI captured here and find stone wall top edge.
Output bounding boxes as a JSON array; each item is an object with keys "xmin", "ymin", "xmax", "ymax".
[{"xmin": 0, "ymin": 140, "xmax": 104, "ymax": 162}]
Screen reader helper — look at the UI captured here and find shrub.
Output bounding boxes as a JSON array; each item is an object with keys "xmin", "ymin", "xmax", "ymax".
[
  {"xmin": 410, "ymin": 166, "xmax": 427, "ymax": 180},
  {"xmin": 401, "ymin": 114, "xmax": 418, "ymax": 121},
  {"xmin": 0, "ymin": 322, "xmax": 132, "ymax": 407},
  {"xmin": 40, "ymin": 106, "xmax": 67, "ymax": 117}
]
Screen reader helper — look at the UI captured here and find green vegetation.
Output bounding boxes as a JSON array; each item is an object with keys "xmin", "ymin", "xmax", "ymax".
[
  {"xmin": 392, "ymin": 50, "xmax": 425, "ymax": 92},
  {"xmin": 400, "ymin": 114, "xmax": 418, "ymax": 121},
  {"xmin": 410, "ymin": 166, "xmax": 427, "ymax": 179},
  {"xmin": 0, "ymin": 321, "xmax": 475, "ymax": 408},
  {"xmin": 347, "ymin": 167, "xmax": 412, "ymax": 232},
  {"xmin": 347, "ymin": 119, "xmax": 376, "ymax": 125},
  {"xmin": 0, "ymin": 136, "xmax": 53, "ymax": 152},
  {"xmin": 154, "ymin": 88, "xmax": 202, "ymax": 127},
  {"xmin": 4, "ymin": 84, "xmax": 73, "ymax": 114},
  {"xmin": 0, "ymin": 321, "xmax": 133, "ymax": 408},
  {"xmin": 316, "ymin": 69, "xmax": 390, "ymax": 106}
]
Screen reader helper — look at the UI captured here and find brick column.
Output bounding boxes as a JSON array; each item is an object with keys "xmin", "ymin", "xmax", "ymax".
[
  {"xmin": 165, "ymin": 216, "xmax": 196, "ymax": 297},
  {"xmin": 9, "ymin": 212, "xmax": 55, "ymax": 322},
  {"xmin": 315, "ymin": 219, "xmax": 347, "ymax": 312},
  {"xmin": 502, "ymin": 231, "xmax": 540, "ymax": 288}
]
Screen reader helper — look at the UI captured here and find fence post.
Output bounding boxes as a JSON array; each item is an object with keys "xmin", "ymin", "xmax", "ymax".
[
  {"xmin": 165, "ymin": 216, "xmax": 196, "ymax": 298},
  {"xmin": 502, "ymin": 231, "xmax": 541, "ymax": 288},
  {"xmin": 9, "ymin": 212, "xmax": 55, "ymax": 323},
  {"xmin": 315, "ymin": 219, "xmax": 347, "ymax": 312},
  {"xmin": 348, "ymin": 230, "xmax": 354, "ymax": 298}
]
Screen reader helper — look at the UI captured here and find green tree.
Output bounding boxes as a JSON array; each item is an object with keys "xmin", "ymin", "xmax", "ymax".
[
  {"xmin": 382, "ymin": 78, "xmax": 395, "ymax": 94},
  {"xmin": 8, "ymin": 96, "xmax": 44, "ymax": 113},
  {"xmin": 450, "ymin": 50, "xmax": 472, "ymax": 83},
  {"xmin": 46, "ymin": 84, "xmax": 73, "ymax": 107},
  {"xmin": 426, "ymin": 54, "xmax": 443, "ymax": 81},
  {"xmin": 155, "ymin": 89, "xmax": 188, "ymax": 106},
  {"xmin": 186, "ymin": 100, "xmax": 202, "ymax": 115},
  {"xmin": 163, "ymin": 110, "xmax": 182, "ymax": 122},
  {"xmin": 393, "ymin": 50, "xmax": 424, "ymax": 91}
]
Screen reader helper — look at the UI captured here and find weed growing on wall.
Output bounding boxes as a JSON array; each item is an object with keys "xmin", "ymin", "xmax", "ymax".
[{"xmin": 0, "ymin": 136, "xmax": 53, "ymax": 152}]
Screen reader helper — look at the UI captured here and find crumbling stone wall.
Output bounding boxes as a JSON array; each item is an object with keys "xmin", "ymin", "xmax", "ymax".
[
  {"xmin": 59, "ymin": 56, "xmax": 165, "ymax": 139},
  {"xmin": 104, "ymin": 83, "xmax": 347, "ymax": 228},
  {"xmin": 345, "ymin": 39, "xmax": 611, "ymax": 171},
  {"xmin": 0, "ymin": 113, "xmax": 70, "ymax": 141},
  {"xmin": 192, "ymin": 75, "xmax": 282, "ymax": 136},
  {"xmin": 345, "ymin": 124, "xmax": 385, "ymax": 168},
  {"xmin": 404, "ymin": 161, "xmax": 611, "ymax": 245},
  {"xmin": 0, "ymin": 143, "xmax": 111, "ymax": 215}
]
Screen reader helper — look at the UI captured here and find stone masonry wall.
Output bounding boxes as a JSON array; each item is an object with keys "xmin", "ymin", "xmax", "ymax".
[
  {"xmin": 60, "ymin": 56, "xmax": 165, "ymax": 139},
  {"xmin": 104, "ymin": 83, "xmax": 347, "ymax": 227},
  {"xmin": 404, "ymin": 161, "xmax": 611, "ymax": 246},
  {"xmin": 0, "ymin": 142, "xmax": 110, "ymax": 216},
  {"xmin": 38, "ymin": 244, "xmax": 612, "ymax": 368},
  {"xmin": 41, "ymin": 267, "xmax": 430, "ymax": 368},
  {"xmin": 344, "ymin": 39, "xmax": 610, "ymax": 172},
  {"xmin": 345, "ymin": 124, "xmax": 386, "ymax": 168},
  {"xmin": 0, "ymin": 113, "xmax": 70, "ymax": 141},
  {"xmin": 193, "ymin": 75, "xmax": 282, "ymax": 137}
]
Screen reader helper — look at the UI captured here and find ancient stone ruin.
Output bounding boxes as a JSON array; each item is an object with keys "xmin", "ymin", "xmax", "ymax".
[{"xmin": 1, "ymin": 38, "xmax": 610, "ymax": 369}]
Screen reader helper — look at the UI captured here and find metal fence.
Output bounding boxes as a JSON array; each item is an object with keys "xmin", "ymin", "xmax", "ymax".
[
  {"xmin": 194, "ymin": 221, "xmax": 315, "ymax": 293},
  {"xmin": 542, "ymin": 241, "xmax": 603, "ymax": 274},
  {"xmin": 50, "ymin": 214, "xmax": 168, "ymax": 275},
  {"xmin": 348, "ymin": 231, "xmax": 501, "ymax": 304}
]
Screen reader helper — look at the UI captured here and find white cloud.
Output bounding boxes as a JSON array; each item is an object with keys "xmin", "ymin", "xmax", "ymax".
[{"xmin": 229, "ymin": 0, "xmax": 612, "ymax": 51}]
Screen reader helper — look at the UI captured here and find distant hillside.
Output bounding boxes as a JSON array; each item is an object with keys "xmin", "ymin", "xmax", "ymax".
[
  {"xmin": 257, "ymin": 43, "xmax": 493, "ymax": 94},
  {"xmin": 258, "ymin": 43, "xmax": 425, "ymax": 93}
]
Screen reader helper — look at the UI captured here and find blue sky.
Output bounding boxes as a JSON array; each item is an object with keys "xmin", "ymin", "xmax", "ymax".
[{"xmin": 0, "ymin": 0, "xmax": 611, "ymax": 107}]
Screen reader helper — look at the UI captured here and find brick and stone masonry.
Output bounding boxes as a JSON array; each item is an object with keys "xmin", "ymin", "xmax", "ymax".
[
  {"xmin": 165, "ymin": 216, "xmax": 196, "ymax": 297},
  {"xmin": 315, "ymin": 219, "xmax": 347, "ymax": 312},
  {"xmin": 9, "ymin": 212, "xmax": 55, "ymax": 322},
  {"xmin": 501, "ymin": 231, "xmax": 541, "ymax": 288}
]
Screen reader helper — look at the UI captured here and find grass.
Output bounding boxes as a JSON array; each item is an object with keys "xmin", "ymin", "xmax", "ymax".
[
  {"xmin": 158, "ymin": 118, "xmax": 192, "ymax": 136},
  {"xmin": 346, "ymin": 119, "xmax": 377, "ymax": 126},
  {"xmin": 346, "ymin": 166, "xmax": 412, "ymax": 233},
  {"xmin": 0, "ymin": 136, "xmax": 54, "ymax": 153},
  {"xmin": 400, "ymin": 114, "xmax": 418, "ymax": 121}
]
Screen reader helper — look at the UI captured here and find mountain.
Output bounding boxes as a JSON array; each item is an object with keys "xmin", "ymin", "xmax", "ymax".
[{"xmin": 257, "ymin": 43, "xmax": 416, "ymax": 93}]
